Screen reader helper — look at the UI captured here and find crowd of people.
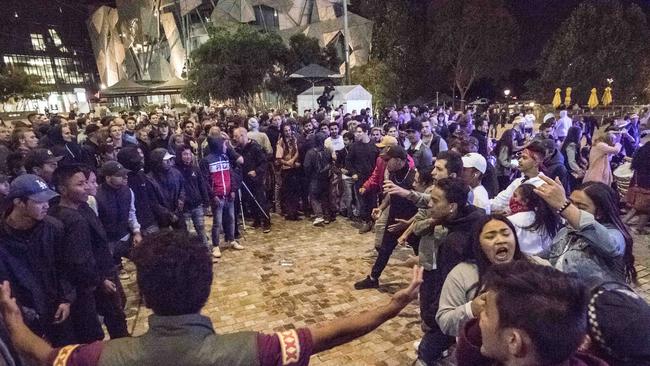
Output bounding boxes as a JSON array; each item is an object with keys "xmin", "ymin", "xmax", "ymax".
[{"xmin": 0, "ymin": 102, "xmax": 648, "ymax": 366}]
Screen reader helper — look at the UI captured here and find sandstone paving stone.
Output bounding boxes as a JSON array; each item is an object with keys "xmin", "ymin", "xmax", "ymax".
[{"xmin": 120, "ymin": 214, "xmax": 650, "ymax": 365}]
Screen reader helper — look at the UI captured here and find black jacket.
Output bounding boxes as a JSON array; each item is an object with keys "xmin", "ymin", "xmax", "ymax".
[
  {"xmin": 422, "ymin": 205, "xmax": 486, "ymax": 328},
  {"xmin": 0, "ymin": 216, "xmax": 74, "ymax": 325},
  {"xmin": 543, "ymin": 149, "xmax": 569, "ymax": 192},
  {"xmin": 81, "ymin": 139, "xmax": 101, "ymax": 169},
  {"xmin": 237, "ymin": 140, "xmax": 268, "ymax": 185},
  {"xmin": 175, "ymin": 162, "xmax": 210, "ymax": 210},
  {"xmin": 346, "ymin": 141, "xmax": 379, "ymax": 180},
  {"xmin": 48, "ymin": 203, "xmax": 115, "ymax": 289},
  {"xmin": 96, "ymin": 183, "xmax": 132, "ymax": 241}
]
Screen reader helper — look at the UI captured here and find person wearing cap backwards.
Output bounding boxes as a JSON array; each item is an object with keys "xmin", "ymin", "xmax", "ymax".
[
  {"xmin": 95, "ymin": 161, "xmax": 143, "ymax": 270},
  {"xmin": 146, "ymin": 148, "xmax": 186, "ymax": 231},
  {"xmin": 0, "ymin": 174, "xmax": 75, "ymax": 346},
  {"xmin": 24, "ymin": 148, "xmax": 63, "ymax": 187},
  {"xmin": 354, "ymin": 145, "xmax": 417, "ymax": 290},
  {"xmin": 461, "ymin": 152, "xmax": 491, "ymax": 214},
  {"xmin": 49, "ymin": 165, "xmax": 128, "ymax": 343},
  {"xmin": 359, "ymin": 136, "xmax": 415, "ymax": 248}
]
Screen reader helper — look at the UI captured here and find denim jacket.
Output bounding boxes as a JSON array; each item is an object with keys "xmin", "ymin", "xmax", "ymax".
[{"xmin": 550, "ymin": 210, "xmax": 626, "ymax": 283}]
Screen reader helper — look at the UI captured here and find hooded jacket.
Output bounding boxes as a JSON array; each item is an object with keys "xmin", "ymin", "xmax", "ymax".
[
  {"xmin": 174, "ymin": 149, "xmax": 210, "ymax": 210},
  {"xmin": 147, "ymin": 148, "xmax": 186, "ymax": 215},
  {"xmin": 117, "ymin": 147, "xmax": 169, "ymax": 229},
  {"xmin": 418, "ymin": 204, "xmax": 486, "ymax": 328},
  {"xmin": 200, "ymin": 137, "xmax": 232, "ymax": 199},
  {"xmin": 0, "ymin": 216, "xmax": 74, "ymax": 332},
  {"xmin": 543, "ymin": 149, "xmax": 569, "ymax": 192},
  {"xmin": 46, "ymin": 125, "xmax": 83, "ymax": 166}
]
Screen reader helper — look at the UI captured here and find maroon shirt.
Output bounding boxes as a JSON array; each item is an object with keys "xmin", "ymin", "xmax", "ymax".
[{"xmin": 48, "ymin": 328, "xmax": 314, "ymax": 366}]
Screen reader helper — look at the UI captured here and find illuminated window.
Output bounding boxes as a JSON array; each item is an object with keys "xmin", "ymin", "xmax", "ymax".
[
  {"xmin": 252, "ymin": 5, "xmax": 278, "ymax": 30},
  {"xmin": 3, "ymin": 54, "xmax": 56, "ymax": 84},
  {"xmin": 30, "ymin": 33, "xmax": 46, "ymax": 51},
  {"xmin": 48, "ymin": 29, "xmax": 69, "ymax": 53}
]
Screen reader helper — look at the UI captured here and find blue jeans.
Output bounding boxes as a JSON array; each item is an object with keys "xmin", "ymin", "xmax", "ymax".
[
  {"xmin": 211, "ymin": 198, "xmax": 235, "ymax": 247},
  {"xmin": 184, "ymin": 205, "xmax": 208, "ymax": 248}
]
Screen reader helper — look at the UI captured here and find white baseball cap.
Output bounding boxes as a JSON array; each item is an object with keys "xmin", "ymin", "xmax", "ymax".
[{"xmin": 462, "ymin": 152, "xmax": 487, "ymax": 174}]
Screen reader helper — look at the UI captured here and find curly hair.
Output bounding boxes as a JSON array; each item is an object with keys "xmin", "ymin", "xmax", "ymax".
[{"xmin": 131, "ymin": 230, "xmax": 213, "ymax": 316}]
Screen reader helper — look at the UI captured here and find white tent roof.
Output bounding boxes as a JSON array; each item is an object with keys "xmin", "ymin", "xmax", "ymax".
[{"xmin": 299, "ymin": 85, "xmax": 371, "ymax": 99}]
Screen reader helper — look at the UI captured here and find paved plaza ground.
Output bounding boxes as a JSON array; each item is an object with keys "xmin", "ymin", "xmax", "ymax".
[{"xmin": 121, "ymin": 214, "xmax": 650, "ymax": 366}]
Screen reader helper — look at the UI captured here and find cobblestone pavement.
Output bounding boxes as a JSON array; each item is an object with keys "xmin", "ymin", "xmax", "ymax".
[{"xmin": 120, "ymin": 214, "xmax": 650, "ymax": 366}]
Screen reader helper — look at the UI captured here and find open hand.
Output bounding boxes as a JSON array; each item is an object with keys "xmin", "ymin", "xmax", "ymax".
[{"xmin": 391, "ymin": 266, "xmax": 424, "ymax": 308}]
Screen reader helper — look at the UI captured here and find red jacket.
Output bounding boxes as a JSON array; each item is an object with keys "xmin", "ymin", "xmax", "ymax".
[{"xmin": 361, "ymin": 155, "xmax": 415, "ymax": 193}]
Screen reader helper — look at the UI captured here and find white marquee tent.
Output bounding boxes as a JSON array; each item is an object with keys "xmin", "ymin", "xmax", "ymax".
[{"xmin": 297, "ymin": 85, "xmax": 372, "ymax": 114}]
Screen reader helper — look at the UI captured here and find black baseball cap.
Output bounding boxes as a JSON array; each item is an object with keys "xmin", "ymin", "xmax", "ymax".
[
  {"xmin": 25, "ymin": 149, "xmax": 63, "ymax": 169},
  {"xmin": 100, "ymin": 161, "xmax": 130, "ymax": 177},
  {"xmin": 405, "ymin": 121, "xmax": 423, "ymax": 133},
  {"xmin": 6, "ymin": 174, "xmax": 58, "ymax": 202}
]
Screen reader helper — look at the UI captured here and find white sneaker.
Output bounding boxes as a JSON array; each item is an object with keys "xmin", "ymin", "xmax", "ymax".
[
  {"xmin": 211, "ymin": 246, "xmax": 222, "ymax": 258},
  {"xmin": 313, "ymin": 217, "xmax": 325, "ymax": 226},
  {"xmin": 230, "ymin": 240, "xmax": 244, "ymax": 250}
]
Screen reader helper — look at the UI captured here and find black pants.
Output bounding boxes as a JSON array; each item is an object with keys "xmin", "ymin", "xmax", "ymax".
[
  {"xmin": 355, "ymin": 180, "xmax": 375, "ymax": 221},
  {"xmin": 70, "ymin": 287, "xmax": 104, "ymax": 343},
  {"xmin": 243, "ymin": 176, "xmax": 270, "ymax": 227},
  {"xmin": 280, "ymin": 169, "xmax": 302, "ymax": 218},
  {"xmin": 371, "ymin": 225, "xmax": 402, "ymax": 279},
  {"xmin": 95, "ymin": 275, "xmax": 128, "ymax": 339},
  {"xmin": 418, "ymin": 268, "xmax": 454, "ymax": 362}
]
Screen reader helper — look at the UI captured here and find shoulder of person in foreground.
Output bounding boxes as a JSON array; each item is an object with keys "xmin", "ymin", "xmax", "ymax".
[{"xmin": 0, "ymin": 267, "xmax": 424, "ymax": 366}]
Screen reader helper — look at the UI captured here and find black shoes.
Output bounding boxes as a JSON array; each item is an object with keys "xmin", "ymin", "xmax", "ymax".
[
  {"xmin": 358, "ymin": 222, "xmax": 373, "ymax": 234},
  {"xmin": 354, "ymin": 276, "xmax": 379, "ymax": 290}
]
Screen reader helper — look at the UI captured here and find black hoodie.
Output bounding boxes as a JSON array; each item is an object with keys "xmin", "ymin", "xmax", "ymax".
[
  {"xmin": 175, "ymin": 148, "xmax": 209, "ymax": 210},
  {"xmin": 544, "ymin": 148, "xmax": 569, "ymax": 192},
  {"xmin": 422, "ymin": 204, "xmax": 486, "ymax": 328}
]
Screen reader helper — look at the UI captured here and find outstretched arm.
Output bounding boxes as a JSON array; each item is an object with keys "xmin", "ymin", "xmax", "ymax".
[{"xmin": 308, "ymin": 266, "xmax": 423, "ymax": 353}]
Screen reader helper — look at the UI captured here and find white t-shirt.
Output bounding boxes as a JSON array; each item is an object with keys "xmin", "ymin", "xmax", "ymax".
[
  {"xmin": 507, "ymin": 211, "xmax": 552, "ymax": 255},
  {"xmin": 324, "ymin": 135, "xmax": 345, "ymax": 159},
  {"xmin": 471, "ymin": 185, "xmax": 491, "ymax": 214}
]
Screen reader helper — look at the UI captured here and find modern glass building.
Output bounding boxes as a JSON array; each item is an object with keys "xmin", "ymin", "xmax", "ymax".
[{"xmin": 0, "ymin": 0, "xmax": 108, "ymax": 113}]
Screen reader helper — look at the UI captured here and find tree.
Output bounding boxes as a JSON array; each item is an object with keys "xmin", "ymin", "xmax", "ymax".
[
  {"xmin": 426, "ymin": 0, "xmax": 518, "ymax": 108},
  {"xmin": 287, "ymin": 34, "xmax": 340, "ymax": 72},
  {"xmin": 351, "ymin": 0, "xmax": 430, "ymax": 104},
  {"xmin": 532, "ymin": 0, "xmax": 650, "ymax": 104},
  {"xmin": 351, "ymin": 60, "xmax": 398, "ymax": 110},
  {"xmin": 0, "ymin": 69, "xmax": 49, "ymax": 109},
  {"xmin": 183, "ymin": 26, "xmax": 289, "ymax": 106}
]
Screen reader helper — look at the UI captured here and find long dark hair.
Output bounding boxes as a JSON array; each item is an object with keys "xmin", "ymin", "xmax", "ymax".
[
  {"xmin": 468, "ymin": 214, "xmax": 525, "ymax": 297},
  {"xmin": 516, "ymin": 184, "xmax": 560, "ymax": 239},
  {"xmin": 577, "ymin": 182, "xmax": 636, "ymax": 283},
  {"xmin": 496, "ymin": 129, "xmax": 515, "ymax": 158},
  {"xmin": 560, "ymin": 126, "xmax": 582, "ymax": 155}
]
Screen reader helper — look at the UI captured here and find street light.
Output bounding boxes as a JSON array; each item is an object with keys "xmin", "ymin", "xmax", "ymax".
[{"xmin": 504, "ymin": 89, "xmax": 511, "ymax": 97}]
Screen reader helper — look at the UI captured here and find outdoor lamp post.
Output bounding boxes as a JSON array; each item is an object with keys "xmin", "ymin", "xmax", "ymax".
[{"xmin": 504, "ymin": 89, "xmax": 511, "ymax": 97}]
